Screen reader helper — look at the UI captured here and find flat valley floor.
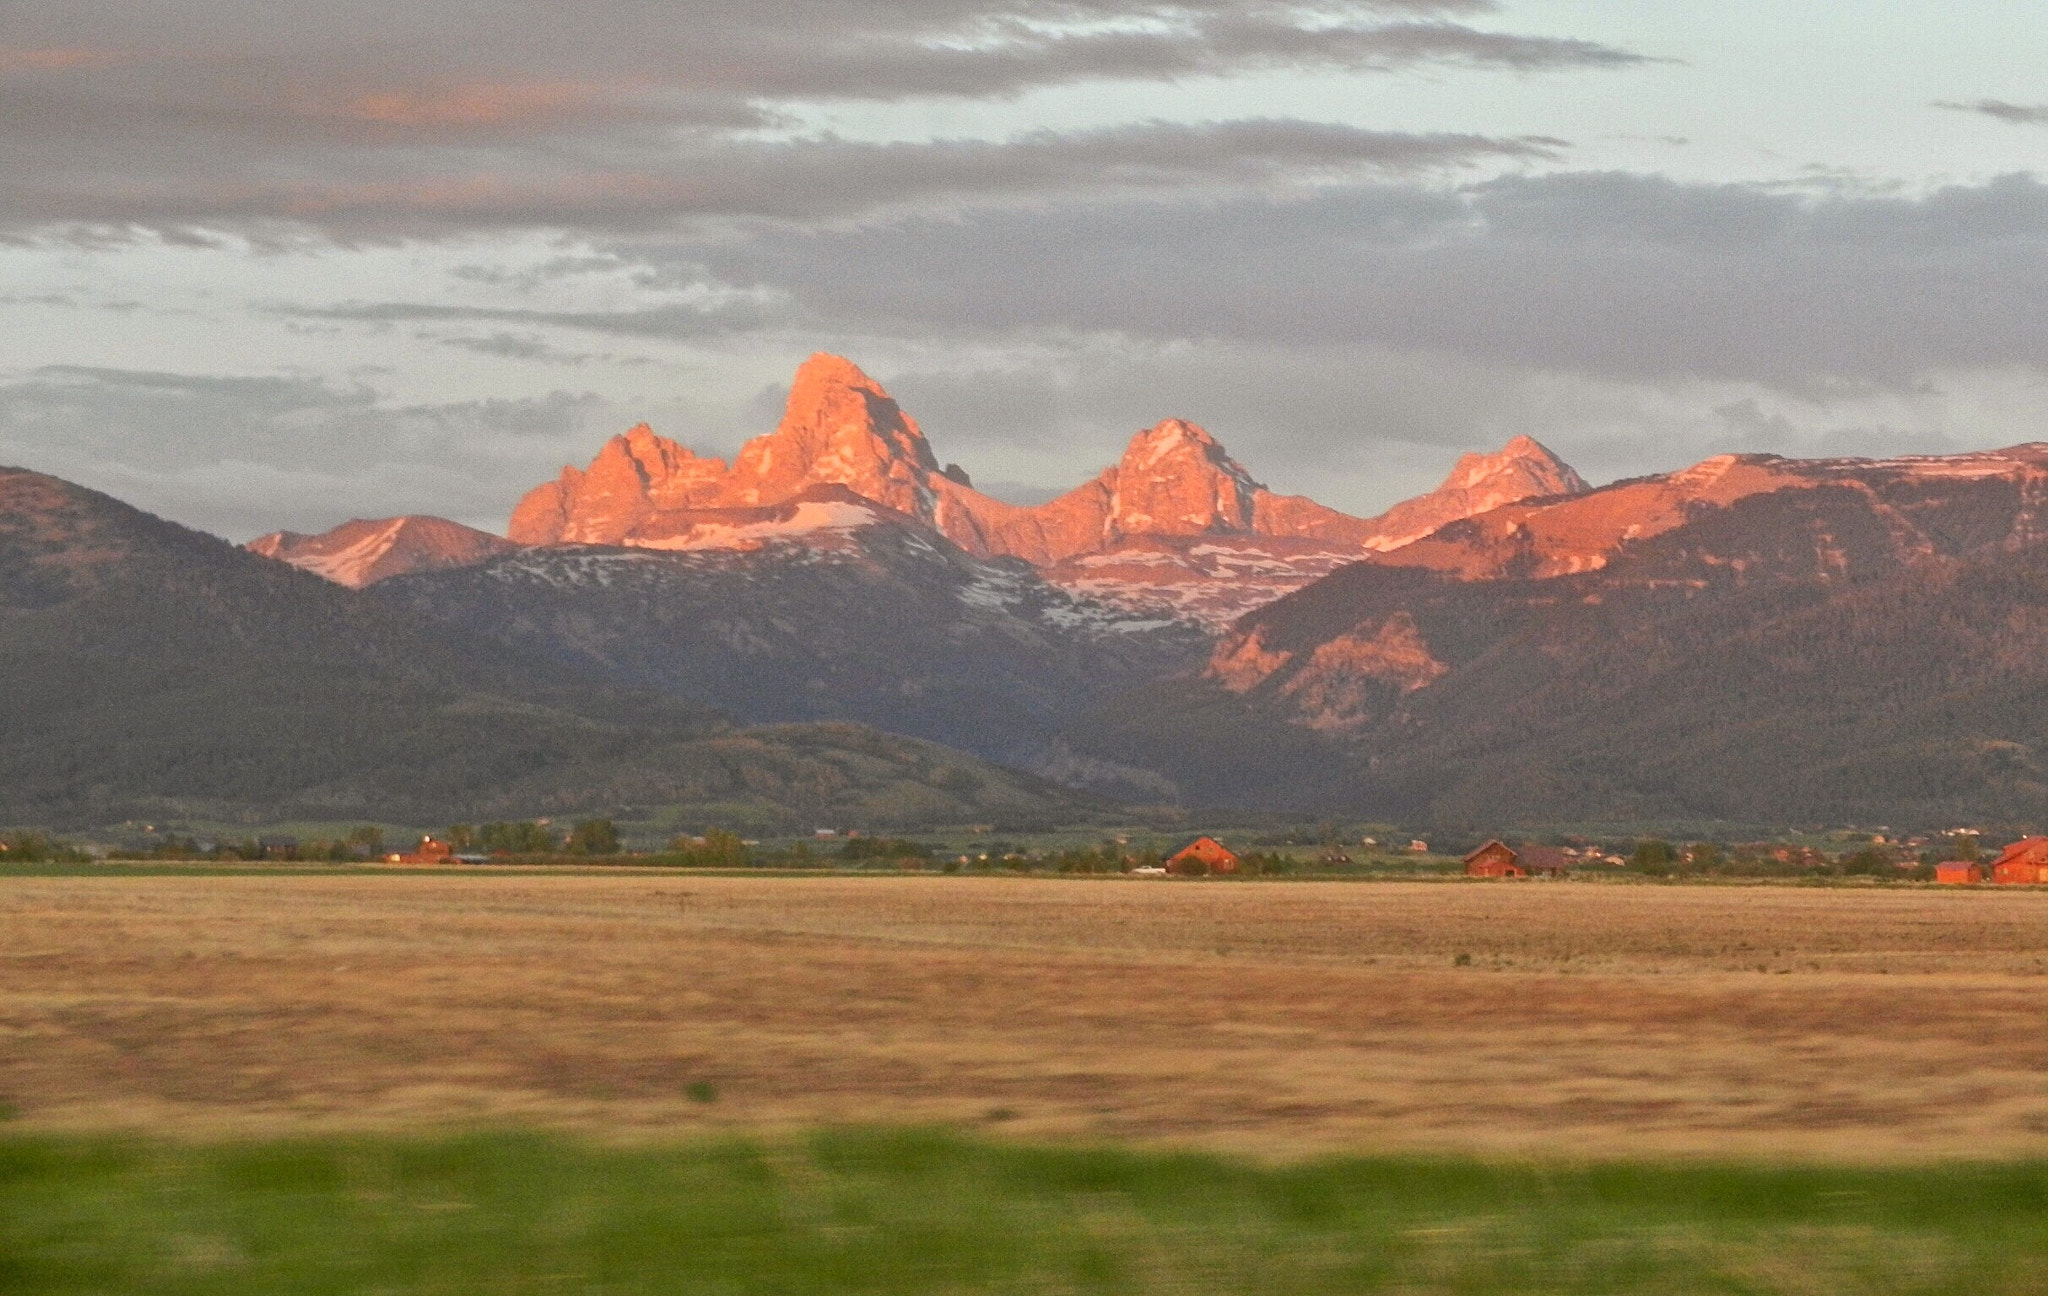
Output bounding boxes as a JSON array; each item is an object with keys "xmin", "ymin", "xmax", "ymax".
[{"xmin": 1, "ymin": 874, "xmax": 2042, "ymax": 1160}]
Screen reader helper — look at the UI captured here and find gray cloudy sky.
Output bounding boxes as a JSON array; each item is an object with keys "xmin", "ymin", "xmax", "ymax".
[{"xmin": 2, "ymin": 1, "xmax": 2046, "ymax": 537}]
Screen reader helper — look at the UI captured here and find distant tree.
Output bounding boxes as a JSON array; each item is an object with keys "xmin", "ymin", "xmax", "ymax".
[
  {"xmin": 346, "ymin": 825, "xmax": 385, "ymax": 857},
  {"xmin": 2, "ymin": 834, "xmax": 50, "ymax": 863},
  {"xmin": 1632, "ymin": 839, "xmax": 1676, "ymax": 869},
  {"xmin": 1839, "ymin": 846, "xmax": 1890, "ymax": 876},
  {"xmin": 1945, "ymin": 832, "xmax": 1982, "ymax": 863},
  {"xmin": 1687, "ymin": 842, "xmax": 1724, "ymax": 871},
  {"xmin": 481, "ymin": 821, "xmax": 559, "ymax": 854},
  {"xmin": 568, "ymin": 819, "xmax": 620, "ymax": 855},
  {"xmin": 447, "ymin": 824, "xmax": 478, "ymax": 851},
  {"xmin": 671, "ymin": 829, "xmax": 750, "ymax": 868}
]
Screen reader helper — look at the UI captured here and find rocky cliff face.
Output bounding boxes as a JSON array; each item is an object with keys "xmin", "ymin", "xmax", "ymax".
[
  {"xmin": 975, "ymin": 419, "xmax": 1380, "ymax": 568},
  {"xmin": 1358, "ymin": 435, "xmax": 1588, "ymax": 553},
  {"xmin": 953, "ymin": 419, "xmax": 1588, "ymax": 626},
  {"xmin": 507, "ymin": 353, "xmax": 1021, "ymax": 552},
  {"xmin": 247, "ymin": 515, "xmax": 515, "ymax": 588}
]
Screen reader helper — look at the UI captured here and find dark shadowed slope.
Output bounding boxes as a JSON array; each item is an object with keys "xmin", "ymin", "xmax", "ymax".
[
  {"xmin": 0, "ymin": 468, "xmax": 1092, "ymax": 829},
  {"xmin": 376, "ymin": 485, "xmax": 1206, "ymax": 781}
]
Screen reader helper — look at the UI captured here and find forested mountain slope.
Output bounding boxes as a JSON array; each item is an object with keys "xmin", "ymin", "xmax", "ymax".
[
  {"xmin": 377, "ymin": 484, "xmax": 1205, "ymax": 781},
  {"xmin": 1067, "ymin": 449, "xmax": 2048, "ymax": 826},
  {"xmin": 0, "ymin": 468, "xmax": 1091, "ymax": 829}
]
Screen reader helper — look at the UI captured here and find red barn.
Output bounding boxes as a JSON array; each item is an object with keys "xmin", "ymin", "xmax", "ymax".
[
  {"xmin": 1165, "ymin": 836, "xmax": 1240, "ymax": 875},
  {"xmin": 1463, "ymin": 841, "xmax": 1525, "ymax": 878},
  {"xmin": 1989, "ymin": 837, "xmax": 2048, "ymax": 885},
  {"xmin": 1934, "ymin": 861, "xmax": 1983, "ymax": 885}
]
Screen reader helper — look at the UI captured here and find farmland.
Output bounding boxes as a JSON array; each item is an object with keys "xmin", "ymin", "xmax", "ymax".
[{"xmin": 0, "ymin": 874, "xmax": 2040, "ymax": 1160}]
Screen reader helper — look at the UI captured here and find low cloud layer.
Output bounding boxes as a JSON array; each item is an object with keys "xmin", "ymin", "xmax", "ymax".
[
  {"xmin": 0, "ymin": 365, "xmax": 607, "ymax": 536},
  {"xmin": 1935, "ymin": 99, "xmax": 2048, "ymax": 126},
  {"xmin": 544, "ymin": 171, "xmax": 2048, "ymax": 389}
]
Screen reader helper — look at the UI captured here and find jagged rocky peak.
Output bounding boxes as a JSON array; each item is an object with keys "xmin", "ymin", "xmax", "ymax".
[
  {"xmin": 507, "ymin": 423, "xmax": 727, "ymax": 546},
  {"xmin": 728, "ymin": 352, "xmax": 943, "ymax": 516},
  {"xmin": 1107, "ymin": 419, "xmax": 1262, "ymax": 537},
  {"xmin": 496, "ymin": 353, "xmax": 1599, "ymax": 599},
  {"xmin": 505, "ymin": 354, "xmax": 996, "ymax": 548},
  {"xmin": 1444, "ymin": 435, "xmax": 1588, "ymax": 499}
]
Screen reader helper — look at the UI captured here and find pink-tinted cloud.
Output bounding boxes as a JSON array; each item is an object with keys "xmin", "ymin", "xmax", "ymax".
[{"xmin": 0, "ymin": 1, "xmax": 1645, "ymax": 236}]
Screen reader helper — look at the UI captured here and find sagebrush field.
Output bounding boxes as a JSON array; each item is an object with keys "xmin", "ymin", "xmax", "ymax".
[{"xmin": 1, "ymin": 874, "xmax": 2040, "ymax": 1159}]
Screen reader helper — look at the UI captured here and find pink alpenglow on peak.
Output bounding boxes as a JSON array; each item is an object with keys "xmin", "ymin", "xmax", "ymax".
[
  {"xmin": 507, "ymin": 423, "xmax": 728, "ymax": 546},
  {"xmin": 495, "ymin": 353, "xmax": 1596, "ymax": 627},
  {"xmin": 507, "ymin": 353, "xmax": 1021, "ymax": 551},
  {"xmin": 730, "ymin": 352, "xmax": 942, "ymax": 513},
  {"xmin": 1107, "ymin": 419, "xmax": 1260, "ymax": 536},
  {"xmin": 246, "ymin": 516, "xmax": 516, "ymax": 588},
  {"xmin": 972, "ymin": 418, "xmax": 1380, "ymax": 567},
  {"xmin": 1358, "ymin": 434, "xmax": 1589, "ymax": 554}
]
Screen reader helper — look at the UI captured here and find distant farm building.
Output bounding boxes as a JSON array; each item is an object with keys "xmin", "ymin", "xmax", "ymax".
[
  {"xmin": 1935, "ymin": 861, "xmax": 1984, "ymax": 885},
  {"xmin": 1166, "ymin": 836, "xmax": 1240, "ymax": 875},
  {"xmin": 1515, "ymin": 845, "xmax": 1571, "ymax": 877},
  {"xmin": 387, "ymin": 836, "xmax": 455, "ymax": 866},
  {"xmin": 1462, "ymin": 841, "xmax": 1568, "ymax": 878},
  {"xmin": 1988, "ymin": 837, "xmax": 2048, "ymax": 885},
  {"xmin": 1463, "ymin": 841, "xmax": 1525, "ymax": 878}
]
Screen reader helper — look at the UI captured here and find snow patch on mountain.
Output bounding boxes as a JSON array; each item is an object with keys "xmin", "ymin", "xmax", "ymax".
[{"xmin": 629, "ymin": 498, "xmax": 887, "ymax": 551}]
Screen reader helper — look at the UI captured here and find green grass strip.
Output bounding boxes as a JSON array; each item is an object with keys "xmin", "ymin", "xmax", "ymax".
[{"xmin": 1, "ymin": 1128, "xmax": 2042, "ymax": 1294}]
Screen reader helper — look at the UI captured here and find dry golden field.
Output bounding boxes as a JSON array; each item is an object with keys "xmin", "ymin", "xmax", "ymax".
[{"xmin": 0, "ymin": 873, "xmax": 2041, "ymax": 1160}]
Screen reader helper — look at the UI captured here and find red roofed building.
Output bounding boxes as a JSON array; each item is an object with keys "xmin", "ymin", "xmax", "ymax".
[
  {"xmin": 1165, "ymin": 836, "xmax": 1240, "ymax": 875},
  {"xmin": 1989, "ymin": 837, "xmax": 2048, "ymax": 885},
  {"xmin": 1463, "ymin": 841, "xmax": 1525, "ymax": 878},
  {"xmin": 1935, "ymin": 861, "xmax": 1984, "ymax": 885}
]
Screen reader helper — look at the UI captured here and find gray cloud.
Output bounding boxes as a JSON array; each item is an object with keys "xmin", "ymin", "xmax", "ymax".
[
  {"xmin": 0, "ymin": 364, "xmax": 606, "ymax": 537},
  {"xmin": 273, "ymin": 296, "xmax": 785, "ymax": 338},
  {"xmin": 1934, "ymin": 99, "xmax": 2048, "ymax": 126},
  {"xmin": 0, "ymin": 2, "xmax": 1640, "ymax": 236},
  {"xmin": 666, "ymin": 171, "xmax": 2048, "ymax": 387},
  {"xmin": 433, "ymin": 332, "xmax": 599, "ymax": 364},
  {"xmin": 11, "ymin": 111, "xmax": 1567, "ymax": 236}
]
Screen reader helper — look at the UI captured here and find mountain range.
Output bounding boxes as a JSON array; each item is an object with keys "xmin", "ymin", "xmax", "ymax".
[
  {"xmin": 0, "ymin": 467, "xmax": 1099, "ymax": 831},
  {"xmin": 1080, "ymin": 445, "xmax": 2048, "ymax": 825},
  {"xmin": 10, "ymin": 351, "xmax": 2045, "ymax": 830},
  {"xmin": 262, "ymin": 354, "xmax": 1586, "ymax": 627},
  {"xmin": 245, "ymin": 353, "xmax": 1589, "ymax": 797}
]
